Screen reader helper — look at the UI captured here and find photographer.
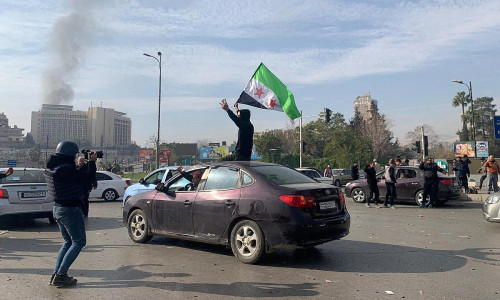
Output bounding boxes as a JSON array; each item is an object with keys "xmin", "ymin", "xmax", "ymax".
[
  {"xmin": 45, "ymin": 141, "xmax": 97, "ymax": 287},
  {"xmin": 484, "ymin": 155, "xmax": 500, "ymax": 193},
  {"xmin": 77, "ymin": 156, "xmax": 98, "ymax": 217}
]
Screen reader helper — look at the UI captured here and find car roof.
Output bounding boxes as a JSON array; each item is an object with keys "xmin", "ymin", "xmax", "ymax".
[{"xmin": 0, "ymin": 167, "xmax": 46, "ymax": 171}]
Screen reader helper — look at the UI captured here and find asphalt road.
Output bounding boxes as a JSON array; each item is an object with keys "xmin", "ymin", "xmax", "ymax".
[{"xmin": 0, "ymin": 196, "xmax": 499, "ymax": 300}]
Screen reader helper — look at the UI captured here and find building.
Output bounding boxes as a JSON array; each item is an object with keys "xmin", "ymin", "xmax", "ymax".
[
  {"xmin": 354, "ymin": 93, "xmax": 379, "ymax": 120},
  {"xmin": 0, "ymin": 112, "xmax": 24, "ymax": 145},
  {"xmin": 31, "ymin": 104, "xmax": 131, "ymax": 148}
]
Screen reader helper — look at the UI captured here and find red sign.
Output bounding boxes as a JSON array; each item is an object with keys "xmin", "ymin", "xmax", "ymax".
[{"xmin": 159, "ymin": 149, "xmax": 171, "ymax": 163}]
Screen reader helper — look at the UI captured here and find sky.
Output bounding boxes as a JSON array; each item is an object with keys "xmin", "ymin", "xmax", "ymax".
[{"xmin": 1, "ymin": 0, "xmax": 500, "ymax": 148}]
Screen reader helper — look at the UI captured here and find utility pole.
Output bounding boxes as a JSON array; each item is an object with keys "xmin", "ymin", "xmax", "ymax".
[{"xmin": 421, "ymin": 126, "xmax": 425, "ymax": 162}]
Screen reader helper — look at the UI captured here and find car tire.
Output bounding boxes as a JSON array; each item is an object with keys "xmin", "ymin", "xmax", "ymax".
[
  {"xmin": 48, "ymin": 215, "xmax": 57, "ymax": 225},
  {"xmin": 230, "ymin": 220, "xmax": 265, "ymax": 264},
  {"xmin": 127, "ymin": 209, "xmax": 152, "ymax": 243},
  {"xmin": 351, "ymin": 188, "xmax": 366, "ymax": 203},
  {"xmin": 334, "ymin": 179, "xmax": 341, "ymax": 187},
  {"xmin": 103, "ymin": 189, "xmax": 118, "ymax": 201},
  {"xmin": 415, "ymin": 190, "xmax": 430, "ymax": 206}
]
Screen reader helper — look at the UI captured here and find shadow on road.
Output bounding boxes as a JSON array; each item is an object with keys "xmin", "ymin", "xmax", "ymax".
[{"xmin": 0, "ymin": 216, "xmax": 122, "ymax": 232}]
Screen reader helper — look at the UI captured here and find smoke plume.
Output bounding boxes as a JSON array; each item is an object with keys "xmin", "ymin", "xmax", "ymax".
[{"xmin": 42, "ymin": 0, "xmax": 95, "ymax": 104}]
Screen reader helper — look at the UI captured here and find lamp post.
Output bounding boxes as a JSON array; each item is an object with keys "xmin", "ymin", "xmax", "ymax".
[
  {"xmin": 144, "ymin": 52, "xmax": 162, "ymax": 169},
  {"xmin": 452, "ymin": 80, "xmax": 475, "ymax": 155}
]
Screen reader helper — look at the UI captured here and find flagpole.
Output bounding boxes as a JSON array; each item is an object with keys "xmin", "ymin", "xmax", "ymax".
[{"xmin": 300, "ymin": 110, "xmax": 303, "ymax": 168}]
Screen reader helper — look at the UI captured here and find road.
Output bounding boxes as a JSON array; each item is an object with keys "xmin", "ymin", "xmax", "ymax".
[{"xmin": 0, "ymin": 195, "xmax": 499, "ymax": 299}]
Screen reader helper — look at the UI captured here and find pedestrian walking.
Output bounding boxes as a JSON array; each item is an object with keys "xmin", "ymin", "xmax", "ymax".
[
  {"xmin": 45, "ymin": 141, "xmax": 97, "ymax": 287},
  {"xmin": 477, "ymin": 157, "xmax": 488, "ymax": 190},
  {"xmin": 324, "ymin": 164, "xmax": 332, "ymax": 178},
  {"xmin": 483, "ymin": 155, "xmax": 500, "ymax": 193},
  {"xmin": 419, "ymin": 157, "xmax": 445, "ymax": 208},
  {"xmin": 351, "ymin": 163, "xmax": 359, "ymax": 180},
  {"xmin": 453, "ymin": 157, "xmax": 470, "ymax": 193},
  {"xmin": 364, "ymin": 161, "xmax": 380, "ymax": 208},
  {"xmin": 383, "ymin": 158, "xmax": 397, "ymax": 209}
]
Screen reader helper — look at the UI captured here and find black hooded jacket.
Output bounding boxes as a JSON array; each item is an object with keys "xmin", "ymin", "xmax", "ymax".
[
  {"xmin": 45, "ymin": 154, "xmax": 96, "ymax": 207},
  {"xmin": 227, "ymin": 109, "xmax": 254, "ymax": 158}
]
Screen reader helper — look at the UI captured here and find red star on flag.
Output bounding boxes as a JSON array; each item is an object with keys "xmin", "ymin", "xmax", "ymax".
[
  {"xmin": 254, "ymin": 87, "xmax": 264, "ymax": 99},
  {"xmin": 269, "ymin": 98, "xmax": 277, "ymax": 108}
]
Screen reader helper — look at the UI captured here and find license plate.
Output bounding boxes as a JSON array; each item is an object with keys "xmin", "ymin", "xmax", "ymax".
[
  {"xmin": 319, "ymin": 201, "xmax": 337, "ymax": 210},
  {"xmin": 22, "ymin": 191, "xmax": 46, "ymax": 198}
]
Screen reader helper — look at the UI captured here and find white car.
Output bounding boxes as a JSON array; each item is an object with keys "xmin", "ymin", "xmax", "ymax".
[
  {"xmin": 295, "ymin": 167, "xmax": 333, "ymax": 185},
  {"xmin": 90, "ymin": 171, "xmax": 131, "ymax": 201},
  {"xmin": 0, "ymin": 167, "xmax": 54, "ymax": 223}
]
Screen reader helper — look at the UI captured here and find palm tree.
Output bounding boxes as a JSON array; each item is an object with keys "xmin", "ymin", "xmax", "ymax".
[{"xmin": 452, "ymin": 91, "xmax": 469, "ymax": 141}]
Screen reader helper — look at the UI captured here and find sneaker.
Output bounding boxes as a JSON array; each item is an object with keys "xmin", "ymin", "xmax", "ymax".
[
  {"xmin": 365, "ymin": 203, "xmax": 371, "ymax": 208},
  {"xmin": 390, "ymin": 205, "xmax": 396, "ymax": 209},
  {"xmin": 375, "ymin": 204, "xmax": 381, "ymax": 208},
  {"xmin": 384, "ymin": 204, "xmax": 389, "ymax": 208},
  {"xmin": 49, "ymin": 273, "xmax": 55, "ymax": 285},
  {"xmin": 51, "ymin": 274, "xmax": 77, "ymax": 287},
  {"xmin": 427, "ymin": 204, "xmax": 433, "ymax": 208}
]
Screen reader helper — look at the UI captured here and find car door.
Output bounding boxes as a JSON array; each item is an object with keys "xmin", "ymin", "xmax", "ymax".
[
  {"xmin": 192, "ymin": 166, "xmax": 240, "ymax": 242},
  {"xmin": 90, "ymin": 172, "xmax": 112, "ymax": 198},
  {"xmin": 341, "ymin": 169, "xmax": 352, "ymax": 184},
  {"xmin": 393, "ymin": 168, "xmax": 419, "ymax": 200},
  {"xmin": 152, "ymin": 171, "xmax": 198, "ymax": 236}
]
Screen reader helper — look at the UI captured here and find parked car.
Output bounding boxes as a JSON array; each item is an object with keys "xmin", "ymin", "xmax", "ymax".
[
  {"xmin": 483, "ymin": 193, "xmax": 500, "ymax": 223},
  {"xmin": 331, "ymin": 169, "xmax": 353, "ymax": 186},
  {"xmin": 344, "ymin": 166, "xmax": 461, "ymax": 206},
  {"xmin": 295, "ymin": 167, "xmax": 333, "ymax": 184},
  {"xmin": 0, "ymin": 167, "xmax": 54, "ymax": 224},
  {"xmin": 89, "ymin": 171, "xmax": 131, "ymax": 201},
  {"xmin": 123, "ymin": 162, "xmax": 350, "ymax": 264},
  {"xmin": 122, "ymin": 166, "xmax": 183, "ymax": 205}
]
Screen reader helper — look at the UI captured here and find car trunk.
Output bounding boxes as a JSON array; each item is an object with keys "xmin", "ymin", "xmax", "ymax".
[{"xmin": 3, "ymin": 183, "xmax": 49, "ymax": 204}]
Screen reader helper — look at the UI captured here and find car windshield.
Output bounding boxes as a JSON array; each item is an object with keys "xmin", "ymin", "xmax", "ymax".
[
  {"xmin": 0, "ymin": 170, "xmax": 46, "ymax": 184},
  {"xmin": 253, "ymin": 165, "xmax": 317, "ymax": 185}
]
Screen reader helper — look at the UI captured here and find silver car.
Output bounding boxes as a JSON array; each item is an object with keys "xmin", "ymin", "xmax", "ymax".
[
  {"xmin": 483, "ymin": 193, "xmax": 500, "ymax": 223},
  {"xmin": 295, "ymin": 168, "xmax": 333, "ymax": 184},
  {"xmin": 0, "ymin": 168, "xmax": 54, "ymax": 224}
]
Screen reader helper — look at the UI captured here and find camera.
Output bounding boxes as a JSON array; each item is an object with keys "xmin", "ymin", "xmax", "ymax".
[{"xmin": 81, "ymin": 149, "xmax": 103, "ymax": 159}]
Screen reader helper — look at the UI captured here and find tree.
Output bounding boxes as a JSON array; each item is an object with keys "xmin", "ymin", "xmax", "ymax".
[
  {"xmin": 405, "ymin": 124, "xmax": 440, "ymax": 145},
  {"xmin": 254, "ymin": 130, "xmax": 287, "ymax": 163},
  {"xmin": 28, "ymin": 147, "xmax": 41, "ymax": 167},
  {"xmin": 452, "ymin": 91, "xmax": 470, "ymax": 141},
  {"xmin": 358, "ymin": 114, "xmax": 393, "ymax": 159},
  {"xmin": 24, "ymin": 133, "xmax": 36, "ymax": 148},
  {"xmin": 472, "ymin": 97, "xmax": 496, "ymax": 140}
]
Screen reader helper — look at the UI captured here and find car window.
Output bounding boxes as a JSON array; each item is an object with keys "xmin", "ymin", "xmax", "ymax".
[
  {"xmin": 310, "ymin": 170, "xmax": 321, "ymax": 178},
  {"xmin": 167, "ymin": 173, "xmax": 193, "ymax": 193},
  {"xmin": 96, "ymin": 173, "xmax": 113, "ymax": 181},
  {"xmin": 253, "ymin": 165, "xmax": 317, "ymax": 185},
  {"xmin": 0, "ymin": 170, "xmax": 46, "ymax": 184},
  {"xmin": 398, "ymin": 169, "xmax": 417, "ymax": 179},
  {"xmin": 242, "ymin": 171, "xmax": 254, "ymax": 186},
  {"xmin": 332, "ymin": 169, "xmax": 342, "ymax": 176},
  {"xmin": 203, "ymin": 167, "xmax": 240, "ymax": 190},
  {"xmin": 145, "ymin": 170, "xmax": 165, "ymax": 184}
]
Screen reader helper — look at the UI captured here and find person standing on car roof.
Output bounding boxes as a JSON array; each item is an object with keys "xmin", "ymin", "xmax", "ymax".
[
  {"xmin": 0, "ymin": 167, "xmax": 14, "ymax": 180},
  {"xmin": 45, "ymin": 141, "xmax": 97, "ymax": 287},
  {"xmin": 419, "ymin": 157, "xmax": 446, "ymax": 208},
  {"xmin": 219, "ymin": 100, "xmax": 254, "ymax": 161},
  {"xmin": 364, "ymin": 161, "xmax": 380, "ymax": 208}
]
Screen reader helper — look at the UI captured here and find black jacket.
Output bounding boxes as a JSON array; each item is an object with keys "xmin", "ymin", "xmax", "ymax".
[
  {"xmin": 227, "ymin": 109, "xmax": 254, "ymax": 158},
  {"xmin": 419, "ymin": 162, "xmax": 444, "ymax": 180},
  {"xmin": 45, "ymin": 154, "xmax": 96, "ymax": 207},
  {"xmin": 351, "ymin": 165, "xmax": 359, "ymax": 180},
  {"xmin": 364, "ymin": 165, "xmax": 377, "ymax": 186}
]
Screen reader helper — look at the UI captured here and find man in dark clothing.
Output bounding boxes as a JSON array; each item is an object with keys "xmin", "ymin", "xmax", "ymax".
[
  {"xmin": 364, "ymin": 161, "xmax": 380, "ymax": 208},
  {"xmin": 176, "ymin": 166, "xmax": 203, "ymax": 191},
  {"xmin": 0, "ymin": 167, "xmax": 14, "ymax": 180},
  {"xmin": 220, "ymin": 100, "xmax": 254, "ymax": 161},
  {"xmin": 384, "ymin": 158, "xmax": 397, "ymax": 209},
  {"xmin": 478, "ymin": 157, "xmax": 488, "ymax": 190},
  {"xmin": 453, "ymin": 156, "xmax": 470, "ymax": 193},
  {"xmin": 77, "ymin": 157, "xmax": 97, "ymax": 217},
  {"xmin": 419, "ymin": 157, "xmax": 445, "ymax": 208},
  {"xmin": 45, "ymin": 141, "xmax": 97, "ymax": 287},
  {"xmin": 351, "ymin": 163, "xmax": 359, "ymax": 180}
]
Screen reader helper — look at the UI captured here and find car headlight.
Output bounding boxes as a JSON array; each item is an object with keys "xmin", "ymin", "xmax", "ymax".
[
  {"xmin": 346, "ymin": 182, "xmax": 351, "ymax": 187},
  {"xmin": 486, "ymin": 196, "xmax": 500, "ymax": 204}
]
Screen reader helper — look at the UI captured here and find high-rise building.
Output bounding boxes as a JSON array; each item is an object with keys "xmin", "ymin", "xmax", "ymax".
[
  {"xmin": 0, "ymin": 112, "xmax": 24, "ymax": 145},
  {"xmin": 31, "ymin": 104, "xmax": 131, "ymax": 148},
  {"xmin": 354, "ymin": 93, "xmax": 378, "ymax": 120}
]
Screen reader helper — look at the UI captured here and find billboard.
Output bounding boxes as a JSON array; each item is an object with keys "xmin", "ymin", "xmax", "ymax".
[
  {"xmin": 200, "ymin": 146, "xmax": 230, "ymax": 160},
  {"xmin": 476, "ymin": 141, "xmax": 489, "ymax": 158},
  {"xmin": 138, "ymin": 149, "xmax": 154, "ymax": 162},
  {"xmin": 159, "ymin": 149, "xmax": 171, "ymax": 163},
  {"xmin": 454, "ymin": 141, "xmax": 475, "ymax": 158}
]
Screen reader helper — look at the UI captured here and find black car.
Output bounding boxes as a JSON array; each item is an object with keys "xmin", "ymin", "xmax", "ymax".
[
  {"xmin": 123, "ymin": 162, "xmax": 350, "ymax": 264},
  {"xmin": 344, "ymin": 166, "xmax": 462, "ymax": 206}
]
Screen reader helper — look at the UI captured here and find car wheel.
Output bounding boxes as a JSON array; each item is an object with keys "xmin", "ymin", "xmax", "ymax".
[
  {"xmin": 415, "ymin": 190, "xmax": 430, "ymax": 206},
  {"xmin": 334, "ymin": 179, "xmax": 341, "ymax": 187},
  {"xmin": 230, "ymin": 220, "xmax": 265, "ymax": 264},
  {"xmin": 127, "ymin": 209, "xmax": 152, "ymax": 243},
  {"xmin": 103, "ymin": 189, "xmax": 118, "ymax": 201},
  {"xmin": 351, "ymin": 188, "xmax": 366, "ymax": 203},
  {"xmin": 48, "ymin": 215, "xmax": 57, "ymax": 225}
]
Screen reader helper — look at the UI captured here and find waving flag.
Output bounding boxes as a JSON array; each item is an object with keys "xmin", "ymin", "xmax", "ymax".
[{"xmin": 237, "ymin": 63, "xmax": 301, "ymax": 120}]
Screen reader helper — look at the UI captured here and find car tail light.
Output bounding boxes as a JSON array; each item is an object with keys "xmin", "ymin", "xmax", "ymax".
[
  {"xmin": 0, "ymin": 189, "xmax": 8, "ymax": 199},
  {"xmin": 338, "ymin": 192, "xmax": 345, "ymax": 204},
  {"xmin": 125, "ymin": 179, "xmax": 131, "ymax": 186},
  {"xmin": 279, "ymin": 195, "xmax": 315, "ymax": 208},
  {"xmin": 440, "ymin": 179, "xmax": 453, "ymax": 186}
]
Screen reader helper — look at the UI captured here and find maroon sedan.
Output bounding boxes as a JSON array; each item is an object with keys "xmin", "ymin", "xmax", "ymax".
[
  {"xmin": 123, "ymin": 162, "xmax": 350, "ymax": 264},
  {"xmin": 344, "ymin": 166, "xmax": 462, "ymax": 206}
]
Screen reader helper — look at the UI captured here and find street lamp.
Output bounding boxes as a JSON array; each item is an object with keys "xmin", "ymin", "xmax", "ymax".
[
  {"xmin": 144, "ymin": 52, "xmax": 162, "ymax": 168},
  {"xmin": 452, "ymin": 80, "xmax": 474, "ymax": 142}
]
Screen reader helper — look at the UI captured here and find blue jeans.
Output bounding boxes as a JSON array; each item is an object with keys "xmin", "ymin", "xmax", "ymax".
[
  {"xmin": 487, "ymin": 173, "xmax": 499, "ymax": 193},
  {"xmin": 53, "ymin": 206, "xmax": 86, "ymax": 275}
]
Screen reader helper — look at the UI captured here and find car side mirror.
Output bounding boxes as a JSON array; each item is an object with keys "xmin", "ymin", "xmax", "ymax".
[
  {"xmin": 139, "ymin": 178, "xmax": 145, "ymax": 184},
  {"xmin": 155, "ymin": 183, "xmax": 164, "ymax": 191}
]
